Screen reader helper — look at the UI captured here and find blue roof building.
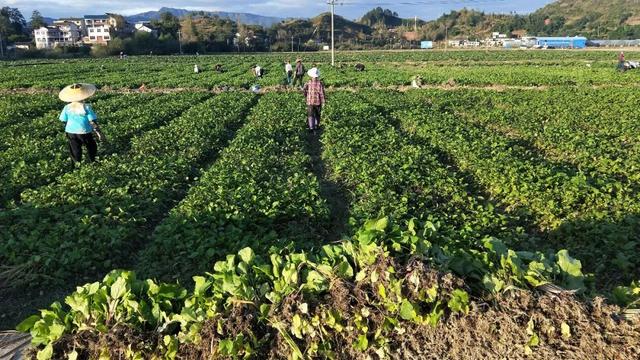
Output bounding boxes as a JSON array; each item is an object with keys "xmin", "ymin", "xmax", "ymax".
[{"xmin": 535, "ymin": 36, "xmax": 587, "ymax": 49}]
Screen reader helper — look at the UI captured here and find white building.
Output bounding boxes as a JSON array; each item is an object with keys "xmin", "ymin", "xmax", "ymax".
[
  {"xmin": 54, "ymin": 18, "xmax": 86, "ymax": 36},
  {"xmin": 57, "ymin": 22, "xmax": 82, "ymax": 43},
  {"xmin": 34, "ymin": 27, "xmax": 60, "ymax": 49},
  {"xmin": 134, "ymin": 22, "xmax": 158, "ymax": 37},
  {"xmin": 34, "ymin": 24, "xmax": 81, "ymax": 49},
  {"xmin": 484, "ymin": 32, "xmax": 511, "ymax": 47},
  {"xmin": 7, "ymin": 43, "xmax": 31, "ymax": 51},
  {"xmin": 85, "ymin": 24, "xmax": 111, "ymax": 44},
  {"xmin": 84, "ymin": 15, "xmax": 112, "ymax": 44}
]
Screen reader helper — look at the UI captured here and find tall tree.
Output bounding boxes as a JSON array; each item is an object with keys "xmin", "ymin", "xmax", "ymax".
[
  {"xmin": 0, "ymin": 7, "xmax": 26, "ymax": 36},
  {"xmin": 30, "ymin": 10, "xmax": 46, "ymax": 29},
  {"xmin": 152, "ymin": 12, "xmax": 180, "ymax": 38}
]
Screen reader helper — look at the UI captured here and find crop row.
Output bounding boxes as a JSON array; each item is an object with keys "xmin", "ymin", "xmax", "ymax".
[
  {"xmin": 0, "ymin": 93, "xmax": 135, "ymax": 150},
  {"xmin": 0, "ymin": 93, "xmax": 206, "ymax": 207},
  {"xmin": 321, "ymin": 91, "xmax": 526, "ymax": 254},
  {"xmin": 17, "ymin": 215, "xmax": 597, "ymax": 359},
  {"xmin": 138, "ymin": 92, "xmax": 330, "ymax": 281},
  {"xmin": 439, "ymin": 88, "xmax": 640, "ymax": 182},
  {"xmin": 397, "ymin": 91, "xmax": 640, "ymax": 283},
  {"xmin": 0, "ymin": 92, "xmax": 254, "ymax": 288},
  {"xmin": 1, "ymin": 51, "xmax": 634, "ymax": 90},
  {"xmin": 0, "ymin": 94, "xmax": 61, "ymax": 129}
]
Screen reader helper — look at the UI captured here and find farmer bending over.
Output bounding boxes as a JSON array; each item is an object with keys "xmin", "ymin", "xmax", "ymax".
[
  {"xmin": 253, "ymin": 65, "xmax": 264, "ymax": 78},
  {"xmin": 303, "ymin": 67, "xmax": 325, "ymax": 132},
  {"xmin": 58, "ymin": 83, "xmax": 105, "ymax": 164}
]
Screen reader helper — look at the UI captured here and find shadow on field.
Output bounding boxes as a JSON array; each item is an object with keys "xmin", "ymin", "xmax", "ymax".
[
  {"xmin": 306, "ymin": 128, "xmax": 352, "ymax": 243},
  {"xmin": 394, "ymin": 101, "xmax": 640, "ymax": 294},
  {"xmin": 136, "ymin": 127, "xmax": 352, "ymax": 285},
  {"xmin": 135, "ymin": 210, "xmax": 334, "ymax": 285},
  {"xmin": 544, "ymin": 213, "xmax": 640, "ymax": 292}
]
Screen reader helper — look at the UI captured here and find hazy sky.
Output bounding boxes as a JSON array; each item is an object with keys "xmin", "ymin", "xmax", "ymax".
[{"xmin": 6, "ymin": 0, "xmax": 555, "ymax": 20}]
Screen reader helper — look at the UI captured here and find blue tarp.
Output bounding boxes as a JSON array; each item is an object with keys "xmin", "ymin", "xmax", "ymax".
[
  {"xmin": 535, "ymin": 37, "xmax": 587, "ymax": 49},
  {"xmin": 421, "ymin": 41, "xmax": 433, "ymax": 49}
]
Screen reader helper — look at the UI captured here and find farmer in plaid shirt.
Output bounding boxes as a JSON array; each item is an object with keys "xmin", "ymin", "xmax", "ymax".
[{"xmin": 303, "ymin": 67, "xmax": 325, "ymax": 131}]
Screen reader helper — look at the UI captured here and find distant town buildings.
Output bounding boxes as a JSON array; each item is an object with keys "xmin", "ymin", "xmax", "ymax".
[
  {"xmin": 34, "ymin": 23, "xmax": 81, "ymax": 49},
  {"xmin": 441, "ymin": 32, "xmax": 588, "ymax": 50},
  {"xmin": 34, "ymin": 13, "xmax": 141, "ymax": 48}
]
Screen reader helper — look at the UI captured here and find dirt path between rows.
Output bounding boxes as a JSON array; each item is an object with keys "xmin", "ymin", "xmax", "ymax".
[
  {"xmin": 8, "ymin": 82, "xmax": 640, "ymax": 96},
  {"xmin": 7, "ymin": 81, "xmax": 640, "ymax": 96}
]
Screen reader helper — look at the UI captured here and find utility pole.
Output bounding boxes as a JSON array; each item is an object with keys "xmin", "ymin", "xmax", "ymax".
[
  {"xmin": 328, "ymin": 0, "xmax": 336, "ymax": 66},
  {"xmin": 0, "ymin": 33, "xmax": 4, "ymax": 58},
  {"xmin": 291, "ymin": 35, "xmax": 294, "ymax": 52},
  {"xmin": 445, "ymin": 24, "xmax": 448, "ymax": 51},
  {"xmin": 177, "ymin": 30, "xmax": 183, "ymax": 54}
]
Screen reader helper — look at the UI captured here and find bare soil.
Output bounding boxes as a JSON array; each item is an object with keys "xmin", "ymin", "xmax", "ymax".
[{"xmin": 36, "ymin": 257, "xmax": 638, "ymax": 360}]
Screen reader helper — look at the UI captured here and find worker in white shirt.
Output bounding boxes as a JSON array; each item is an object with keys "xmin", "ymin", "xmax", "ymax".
[{"xmin": 285, "ymin": 61, "xmax": 293, "ymax": 86}]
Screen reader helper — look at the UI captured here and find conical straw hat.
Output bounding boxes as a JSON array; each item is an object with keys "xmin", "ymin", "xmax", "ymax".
[{"xmin": 59, "ymin": 83, "xmax": 97, "ymax": 103}]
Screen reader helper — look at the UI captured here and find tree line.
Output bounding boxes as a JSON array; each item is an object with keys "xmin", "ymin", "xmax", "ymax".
[{"xmin": 3, "ymin": 5, "xmax": 640, "ymax": 58}]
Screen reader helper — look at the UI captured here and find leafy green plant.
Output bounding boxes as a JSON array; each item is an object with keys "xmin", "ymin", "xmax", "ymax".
[{"xmin": 17, "ymin": 218, "xmax": 585, "ymax": 359}]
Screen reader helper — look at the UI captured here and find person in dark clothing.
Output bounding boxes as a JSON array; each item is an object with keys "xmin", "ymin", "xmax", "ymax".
[
  {"xmin": 303, "ymin": 67, "xmax": 325, "ymax": 132},
  {"xmin": 58, "ymin": 83, "xmax": 105, "ymax": 164},
  {"xmin": 215, "ymin": 64, "xmax": 225, "ymax": 73},
  {"xmin": 293, "ymin": 58, "xmax": 305, "ymax": 87},
  {"xmin": 355, "ymin": 63, "xmax": 365, "ymax": 72}
]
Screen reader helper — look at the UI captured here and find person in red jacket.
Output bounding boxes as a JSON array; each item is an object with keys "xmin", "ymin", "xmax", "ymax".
[
  {"xmin": 618, "ymin": 51, "xmax": 626, "ymax": 71},
  {"xmin": 303, "ymin": 67, "xmax": 325, "ymax": 132}
]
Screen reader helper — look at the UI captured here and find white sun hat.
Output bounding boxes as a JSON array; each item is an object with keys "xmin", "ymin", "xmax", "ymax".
[
  {"xmin": 307, "ymin": 67, "xmax": 320, "ymax": 78},
  {"xmin": 59, "ymin": 83, "xmax": 97, "ymax": 103}
]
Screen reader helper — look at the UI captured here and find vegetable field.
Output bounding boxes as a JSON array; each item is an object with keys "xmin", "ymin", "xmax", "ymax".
[{"xmin": 1, "ymin": 50, "xmax": 639, "ymax": 359}]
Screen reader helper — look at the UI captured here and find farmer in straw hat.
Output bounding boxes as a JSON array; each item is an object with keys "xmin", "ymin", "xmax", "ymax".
[
  {"xmin": 293, "ymin": 58, "xmax": 305, "ymax": 88},
  {"xmin": 58, "ymin": 83, "xmax": 105, "ymax": 164},
  {"xmin": 303, "ymin": 67, "xmax": 325, "ymax": 132}
]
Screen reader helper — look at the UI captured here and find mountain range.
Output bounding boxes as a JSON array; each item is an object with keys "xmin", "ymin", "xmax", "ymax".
[
  {"xmin": 418, "ymin": 0, "xmax": 640, "ymax": 40},
  {"xmin": 40, "ymin": 0, "xmax": 640, "ymax": 40},
  {"xmin": 125, "ymin": 7, "xmax": 284, "ymax": 28}
]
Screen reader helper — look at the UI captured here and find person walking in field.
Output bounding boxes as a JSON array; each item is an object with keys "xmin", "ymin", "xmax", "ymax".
[
  {"xmin": 303, "ymin": 67, "xmax": 325, "ymax": 132},
  {"xmin": 194, "ymin": 64, "xmax": 200, "ymax": 74},
  {"xmin": 285, "ymin": 61, "xmax": 294, "ymax": 86},
  {"xmin": 58, "ymin": 83, "xmax": 105, "ymax": 164},
  {"xmin": 618, "ymin": 51, "xmax": 626, "ymax": 71},
  {"xmin": 293, "ymin": 58, "xmax": 305, "ymax": 88}
]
